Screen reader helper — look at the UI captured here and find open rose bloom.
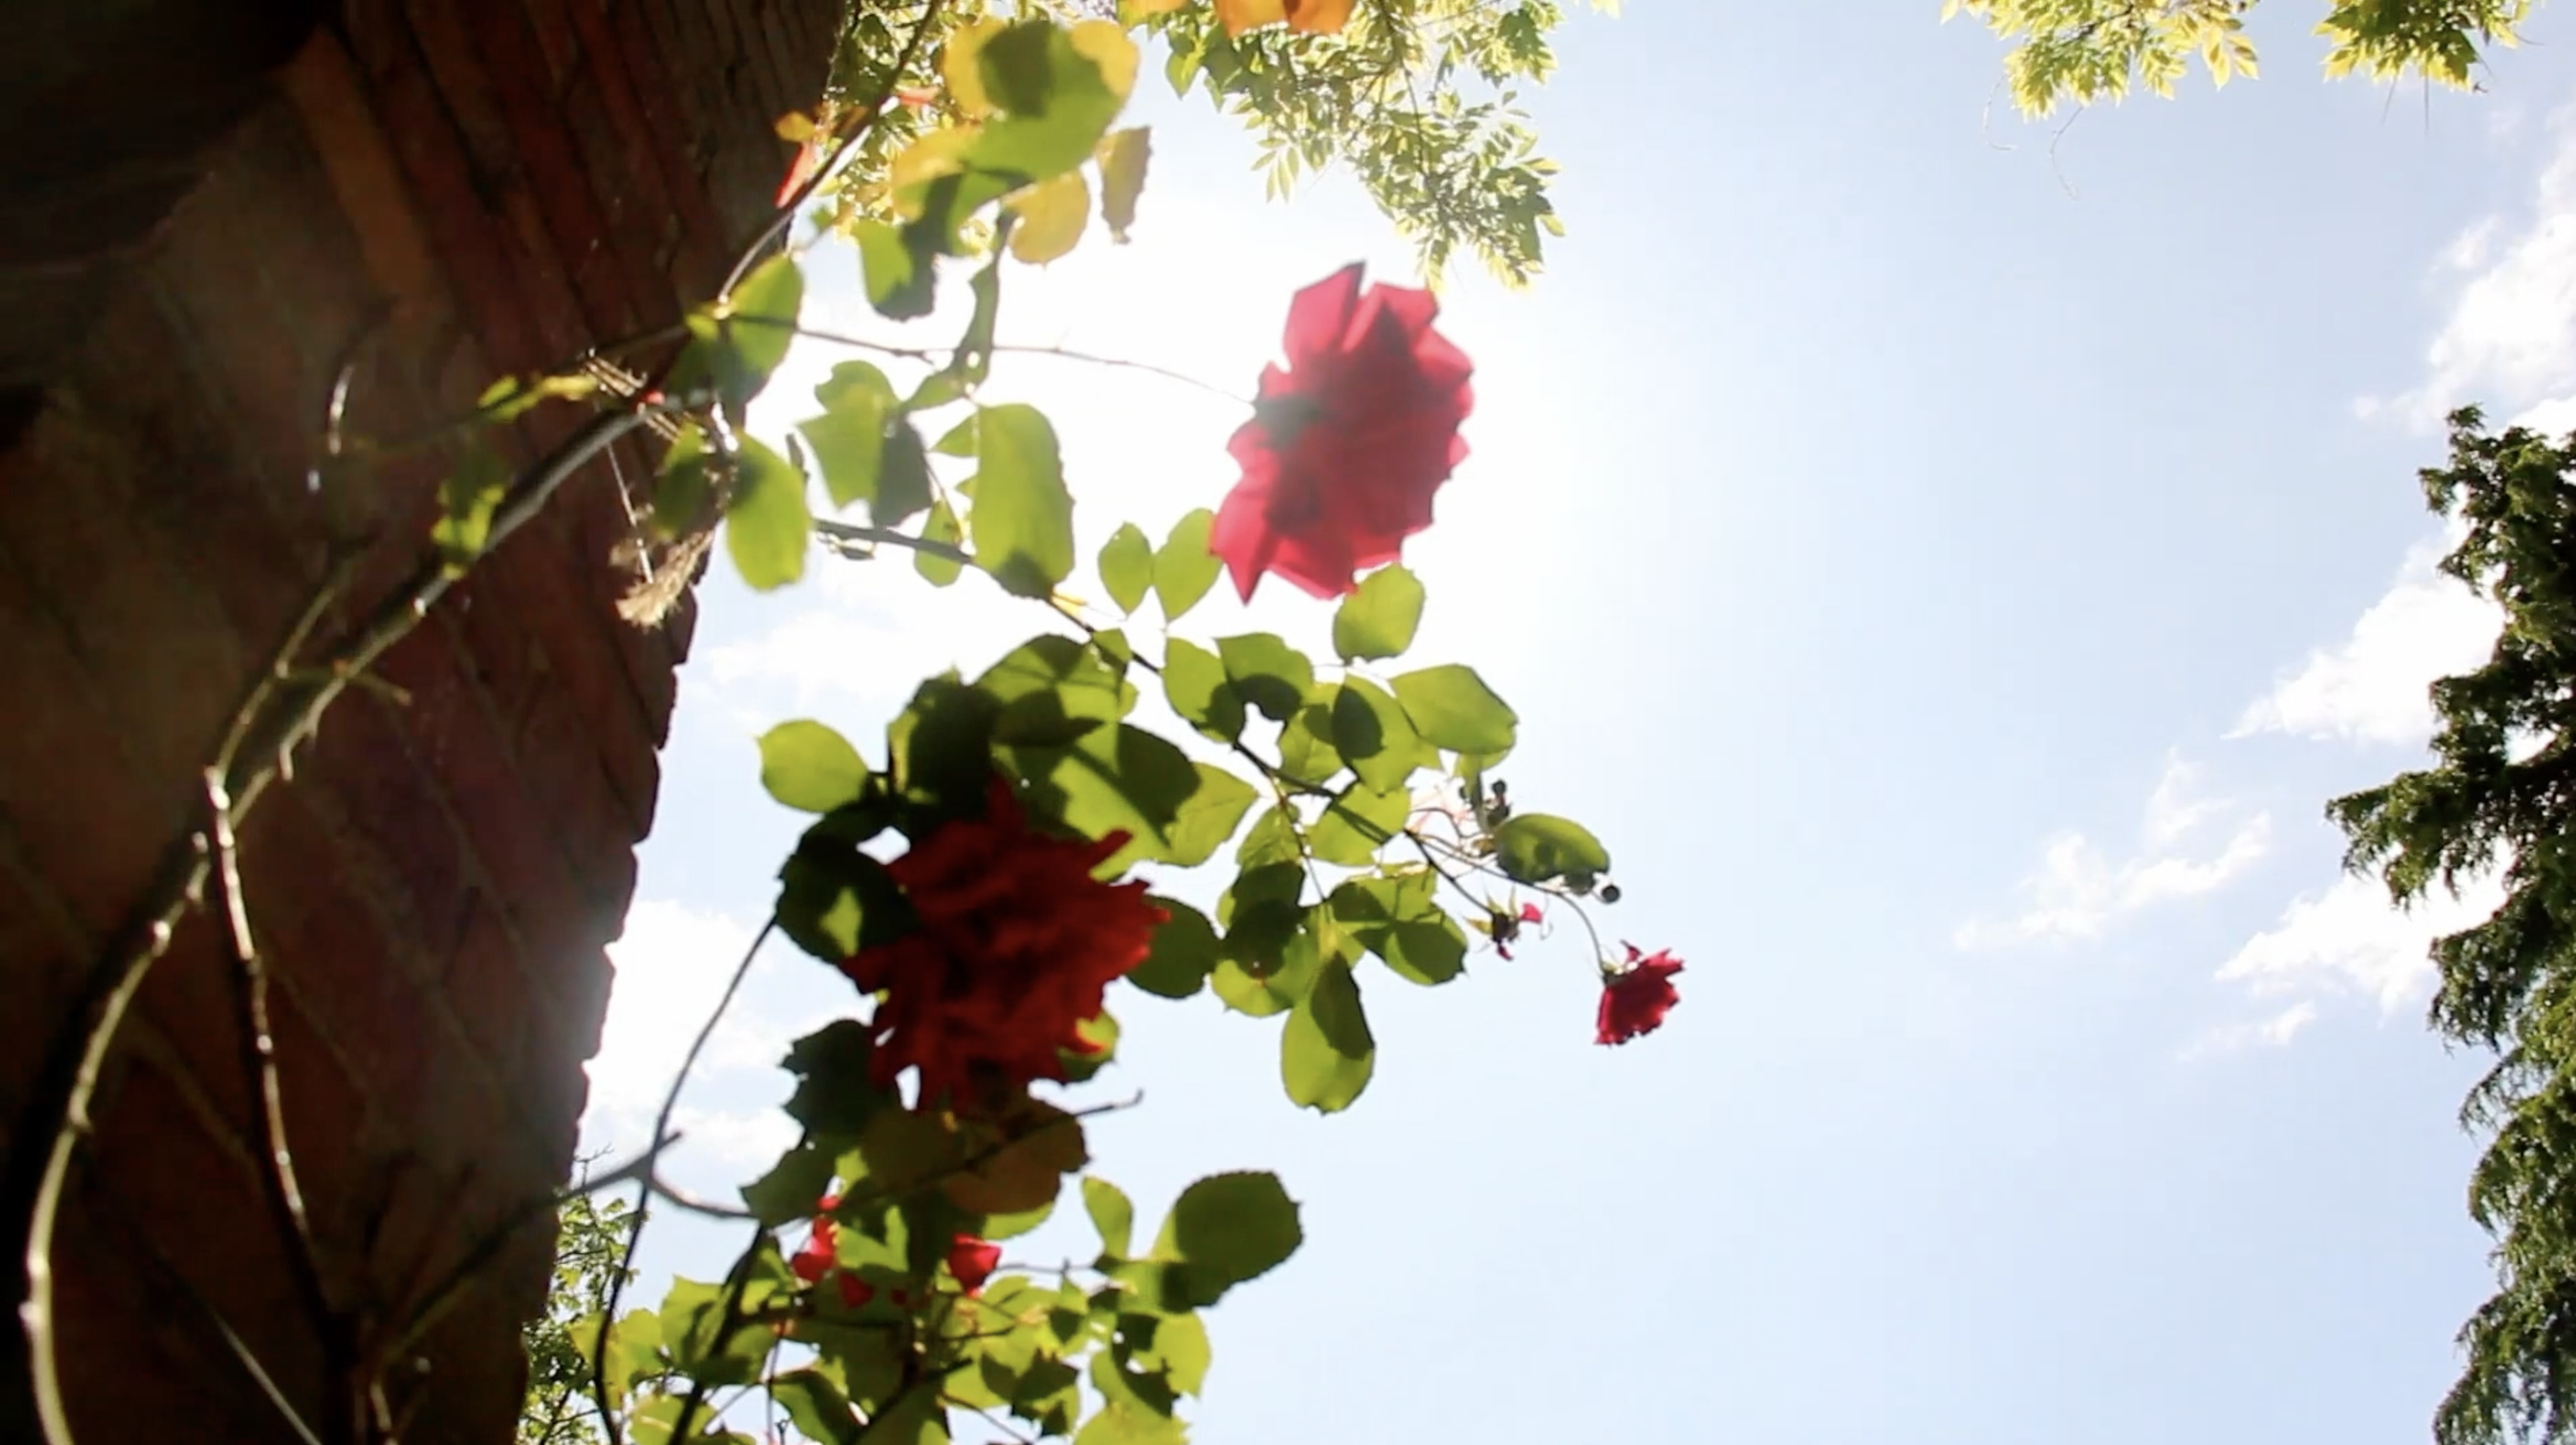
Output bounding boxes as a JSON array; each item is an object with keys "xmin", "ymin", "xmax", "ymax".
[
  {"xmin": 1596, "ymin": 946, "xmax": 1683, "ymax": 1046},
  {"xmin": 840, "ymin": 778, "xmax": 1165, "ymax": 1106},
  {"xmin": 1211, "ymin": 263, "xmax": 1474, "ymax": 600}
]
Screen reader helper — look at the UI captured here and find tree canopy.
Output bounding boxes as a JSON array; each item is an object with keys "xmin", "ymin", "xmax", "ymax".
[
  {"xmin": 812, "ymin": 0, "xmax": 1615, "ymax": 285},
  {"xmin": 2330, "ymin": 411, "xmax": 2576, "ymax": 1445},
  {"xmin": 1945, "ymin": 0, "xmax": 2539, "ymax": 114}
]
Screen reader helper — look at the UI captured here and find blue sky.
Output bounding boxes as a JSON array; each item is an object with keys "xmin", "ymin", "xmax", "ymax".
[{"xmin": 579, "ymin": 6, "xmax": 2576, "ymax": 1441}]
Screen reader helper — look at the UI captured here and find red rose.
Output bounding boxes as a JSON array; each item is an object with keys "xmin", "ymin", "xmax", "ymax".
[
  {"xmin": 1210, "ymin": 263, "xmax": 1474, "ymax": 600},
  {"xmin": 947, "ymin": 1234, "xmax": 1002, "ymax": 1295},
  {"xmin": 1595, "ymin": 945, "xmax": 1683, "ymax": 1047},
  {"xmin": 791, "ymin": 1196, "xmax": 876, "ymax": 1309},
  {"xmin": 842, "ymin": 778, "xmax": 1167, "ymax": 1104}
]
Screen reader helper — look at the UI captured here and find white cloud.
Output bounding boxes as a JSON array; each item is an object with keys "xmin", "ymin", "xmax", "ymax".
[
  {"xmin": 2230, "ymin": 528, "xmax": 2500, "ymax": 747},
  {"xmin": 1955, "ymin": 755, "xmax": 2271, "ymax": 950},
  {"xmin": 2215, "ymin": 865, "xmax": 2507, "ymax": 1017},
  {"xmin": 2181, "ymin": 1000, "xmax": 2320, "ymax": 1061},
  {"xmin": 2362, "ymin": 101, "xmax": 2576, "ymax": 429},
  {"xmin": 584, "ymin": 900, "xmax": 789, "ymax": 1160}
]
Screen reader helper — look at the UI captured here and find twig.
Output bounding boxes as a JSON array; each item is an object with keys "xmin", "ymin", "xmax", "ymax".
[
  {"xmin": 6, "ymin": 403, "xmax": 658, "ymax": 1445},
  {"xmin": 746, "ymin": 318, "xmax": 1249, "ymax": 407},
  {"xmin": 721, "ymin": 0, "xmax": 953, "ymax": 298},
  {"xmin": 205, "ymin": 768, "xmax": 352, "ymax": 1444},
  {"xmin": 591, "ymin": 917, "xmax": 779, "ymax": 1445}
]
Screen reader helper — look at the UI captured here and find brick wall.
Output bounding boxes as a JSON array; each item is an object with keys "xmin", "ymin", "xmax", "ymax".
[{"xmin": 0, "ymin": 0, "xmax": 845, "ymax": 1439}]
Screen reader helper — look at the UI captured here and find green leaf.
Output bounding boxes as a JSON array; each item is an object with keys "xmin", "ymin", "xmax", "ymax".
[
  {"xmin": 758, "ymin": 721, "xmax": 871, "ymax": 813},
  {"xmin": 651, "ymin": 426, "xmax": 713, "ymax": 538},
  {"xmin": 1083, "ymin": 1176, "xmax": 1135, "ymax": 1258},
  {"xmin": 1160, "ymin": 638, "xmax": 1245, "ymax": 743},
  {"xmin": 1215, "ymin": 633, "xmax": 1314, "ymax": 723},
  {"xmin": 430, "ymin": 445, "xmax": 509, "ymax": 575},
  {"xmin": 983, "ymin": 1190, "xmax": 1060, "ymax": 1242},
  {"xmin": 886, "ymin": 676, "xmax": 1003, "ymax": 809},
  {"xmin": 917, "ymin": 498, "xmax": 966, "ymax": 585},
  {"xmin": 966, "ymin": 404, "xmax": 1076, "ymax": 598},
  {"xmin": 876, "ymin": 421, "xmax": 935, "ymax": 526},
  {"xmin": 1099, "ymin": 522, "xmax": 1153, "ymax": 614},
  {"xmin": 1127, "ymin": 898, "xmax": 1218, "ymax": 1000},
  {"xmin": 1209, "ymin": 904, "xmax": 1323, "ymax": 1017},
  {"xmin": 777, "ymin": 810, "xmax": 913, "ymax": 965},
  {"xmin": 1329, "ymin": 677, "xmax": 1435, "ymax": 795},
  {"xmin": 1002, "ymin": 723, "xmax": 1199, "ymax": 871},
  {"xmin": 1061, "ymin": 1010, "xmax": 1120, "ymax": 1089},
  {"xmin": 1234, "ymin": 807, "xmax": 1301, "ymax": 870},
  {"xmin": 1306, "ymin": 783, "xmax": 1409, "ymax": 867},
  {"xmin": 1096, "ymin": 126, "xmax": 1152, "ymax": 242},
  {"xmin": 817, "ymin": 359, "xmax": 895, "ymax": 414},
  {"xmin": 931, "ymin": 414, "xmax": 982, "ymax": 458},
  {"xmin": 476, "ymin": 369, "xmax": 600, "ymax": 425},
  {"xmin": 1276, "ymin": 696, "xmax": 1344, "ymax": 788},
  {"xmin": 667, "ymin": 255, "xmax": 805, "ymax": 426},
  {"xmin": 1136, "ymin": 1311, "xmax": 1207, "ymax": 1396},
  {"xmin": 1491, "ymin": 813, "xmax": 1612, "ymax": 889},
  {"xmin": 1074, "ymin": 1401, "xmax": 1184, "ymax": 1445},
  {"xmin": 1282, "ymin": 957, "xmax": 1373, "ymax": 1113},
  {"xmin": 1329, "ymin": 873, "xmax": 1466, "ymax": 986},
  {"xmin": 781, "ymin": 1021, "xmax": 888, "ymax": 1134},
  {"xmin": 725, "ymin": 436, "xmax": 812, "ymax": 591},
  {"xmin": 856, "ymin": 218, "xmax": 936, "ymax": 320},
  {"xmin": 979, "ymin": 634, "xmax": 1134, "ymax": 740},
  {"xmin": 721, "ymin": 253, "xmax": 804, "ymax": 389},
  {"xmin": 970, "ymin": 20, "xmax": 1134, "ymax": 183},
  {"xmin": 1331, "ymin": 564, "xmax": 1425, "ymax": 661},
  {"xmin": 740, "ymin": 1141, "xmax": 841, "ymax": 1229},
  {"xmin": 1152, "ymin": 1170, "xmax": 1303, "ymax": 1309},
  {"xmin": 1152, "ymin": 509, "xmax": 1223, "ymax": 622},
  {"xmin": 773, "ymin": 1360, "xmax": 865, "ymax": 1432},
  {"xmin": 1166, "ymin": 764, "xmax": 1257, "ymax": 868},
  {"xmin": 1391, "ymin": 664, "xmax": 1517, "ymax": 755},
  {"xmin": 798, "ymin": 408, "xmax": 886, "ymax": 511}
]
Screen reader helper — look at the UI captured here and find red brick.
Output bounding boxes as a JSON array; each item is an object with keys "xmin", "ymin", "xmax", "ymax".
[{"xmin": 593, "ymin": 0, "xmax": 730, "ymax": 294}]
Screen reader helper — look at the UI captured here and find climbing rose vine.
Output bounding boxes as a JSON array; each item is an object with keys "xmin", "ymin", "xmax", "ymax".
[{"xmin": 444, "ymin": 9, "xmax": 1687, "ymax": 1444}]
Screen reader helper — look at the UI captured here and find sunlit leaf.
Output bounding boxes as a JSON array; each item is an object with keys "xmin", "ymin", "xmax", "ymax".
[
  {"xmin": 967, "ymin": 404, "xmax": 1076, "ymax": 597},
  {"xmin": 1281, "ymin": 957, "xmax": 1373, "ymax": 1112},
  {"xmin": 725, "ymin": 436, "xmax": 812, "ymax": 591},
  {"xmin": 1099, "ymin": 522, "xmax": 1153, "ymax": 613},
  {"xmin": 758, "ymin": 721, "xmax": 871, "ymax": 813},
  {"xmin": 1152, "ymin": 509, "xmax": 1222, "ymax": 621},
  {"xmin": 1331, "ymin": 564, "xmax": 1424, "ymax": 661}
]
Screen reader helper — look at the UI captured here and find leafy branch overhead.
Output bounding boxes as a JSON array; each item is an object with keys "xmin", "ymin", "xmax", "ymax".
[
  {"xmin": 1945, "ymin": 0, "xmax": 2537, "ymax": 114},
  {"xmin": 803, "ymin": 0, "xmax": 1619, "ymax": 285},
  {"xmin": 471, "ymin": 7, "xmax": 1671, "ymax": 1445}
]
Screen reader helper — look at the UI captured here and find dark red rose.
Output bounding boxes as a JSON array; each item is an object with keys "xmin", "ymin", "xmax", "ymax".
[
  {"xmin": 947, "ymin": 1234, "xmax": 1002, "ymax": 1295},
  {"xmin": 791, "ymin": 1196, "xmax": 876, "ymax": 1309},
  {"xmin": 1595, "ymin": 944, "xmax": 1683, "ymax": 1047},
  {"xmin": 1492, "ymin": 900, "xmax": 1546, "ymax": 960},
  {"xmin": 1210, "ymin": 263, "xmax": 1474, "ymax": 600},
  {"xmin": 842, "ymin": 778, "xmax": 1166, "ymax": 1104}
]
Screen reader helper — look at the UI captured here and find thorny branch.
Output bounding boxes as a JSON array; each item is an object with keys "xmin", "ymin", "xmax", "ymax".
[{"xmin": 4, "ymin": 401, "xmax": 667, "ymax": 1445}]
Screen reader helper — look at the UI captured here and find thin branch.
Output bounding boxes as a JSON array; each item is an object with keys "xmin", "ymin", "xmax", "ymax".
[
  {"xmin": 204, "ymin": 768, "xmax": 351, "ymax": 1444},
  {"xmin": 593, "ymin": 916, "xmax": 779, "ymax": 1445},
  {"xmin": 723, "ymin": 0, "xmax": 953, "ymax": 298},
  {"xmin": 6, "ymin": 402, "xmax": 660, "ymax": 1445},
  {"xmin": 732, "ymin": 317, "xmax": 1251, "ymax": 407}
]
